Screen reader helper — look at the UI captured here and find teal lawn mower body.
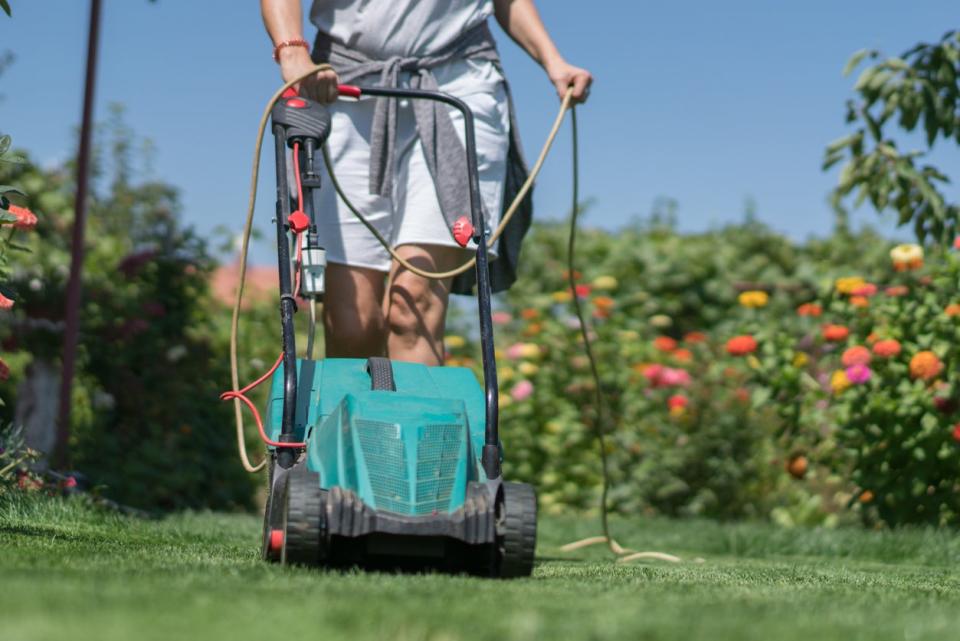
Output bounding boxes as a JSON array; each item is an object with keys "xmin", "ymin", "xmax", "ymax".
[{"xmin": 258, "ymin": 84, "xmax": 536, "ymax": 576}]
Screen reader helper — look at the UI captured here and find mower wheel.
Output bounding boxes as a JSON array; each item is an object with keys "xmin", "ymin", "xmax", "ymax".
[
  {"xmin": 260, "ymin": 454, "xmax": 287, "ymax": 563},
  {"xmin": 281, "ymin": 463, "xmax": 327, "ymax": 566},
  {"xmin": 496, "ymin": 482, "xmax": 538, "ymax": 578}
]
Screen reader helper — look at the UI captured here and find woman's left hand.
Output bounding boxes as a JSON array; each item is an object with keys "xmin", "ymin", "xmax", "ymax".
[{"xmin": 545, "ymin": 59, "xmax": 593, "ymax": 104}]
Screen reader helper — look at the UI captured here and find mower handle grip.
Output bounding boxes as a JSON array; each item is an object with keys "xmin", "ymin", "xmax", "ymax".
[{"xmin": 281, "ymin": 85, "xmax": 363, "ymax": 100}]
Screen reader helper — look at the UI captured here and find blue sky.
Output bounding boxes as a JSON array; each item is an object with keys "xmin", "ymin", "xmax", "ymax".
[{"xmin": 1, "ymin": 1, "xmax": 958, "ymax": 263}]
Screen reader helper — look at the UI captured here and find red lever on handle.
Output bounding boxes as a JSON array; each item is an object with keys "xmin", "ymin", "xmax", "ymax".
[
  {"xmin": 337, "ymin": 84, "xmax": 362, "ymax": 99},
  {"xmin": 282, "ymin": 87, "xmax": 299, "ymax": 98}
]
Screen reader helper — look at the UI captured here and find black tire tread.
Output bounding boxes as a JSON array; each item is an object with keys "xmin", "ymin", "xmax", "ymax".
[
  {"xmin": 282, "ymin": 464, "xmax": 325, "ymax": 566},
  {"xmin": 499, "ymin": 481, "xmax": 537, "ymax": 578}
]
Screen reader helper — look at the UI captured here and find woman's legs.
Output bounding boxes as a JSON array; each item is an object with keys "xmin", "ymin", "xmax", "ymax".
[
  {"xmin": 383, "ymin": 244, "xmax": 465, "ymax": 366},
  {"xmin": 322, "ymin": 262, "xmax": 387, "ymax": 358}
]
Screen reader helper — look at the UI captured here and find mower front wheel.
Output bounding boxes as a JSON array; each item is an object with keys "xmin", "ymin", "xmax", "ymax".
[
  {"xmin": 281, "ymin": 463, "xmax": 327, "ymax": 566},
  {"xmin": 261, "ymin": 453, "xmax": 286, "ymax": 563},
  {"xmin": 495, "ymin": 481, "xmax": 538, "ymax": 578}
]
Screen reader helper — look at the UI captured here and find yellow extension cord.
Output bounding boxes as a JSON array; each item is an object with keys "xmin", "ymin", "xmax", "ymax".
[{"xmin": 228, "ymin": 64, "xmax": 682, "ymax": 562}]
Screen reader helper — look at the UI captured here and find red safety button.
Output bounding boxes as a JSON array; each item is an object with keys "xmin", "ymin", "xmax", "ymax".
[
  {"xmin": 452, "ymin": 216, "xmax": 474, "ymax": 248},
  {"xmin": 286, "ymin": 98, "xmax": 307, "ymax": 108},
  {"xmin": 288, "ymin": 210, "xmax": 310, "ymax": 233}
]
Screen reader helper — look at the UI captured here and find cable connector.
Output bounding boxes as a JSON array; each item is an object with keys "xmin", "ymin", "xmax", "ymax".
[{"xmin": 300, "ymin": 242, "xmax": 326, "ymax": 298}]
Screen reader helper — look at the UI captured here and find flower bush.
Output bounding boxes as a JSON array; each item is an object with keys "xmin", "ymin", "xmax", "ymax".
[{"xmin": 445, "ymin": 217, "xmax": 960, "ymax": 526}]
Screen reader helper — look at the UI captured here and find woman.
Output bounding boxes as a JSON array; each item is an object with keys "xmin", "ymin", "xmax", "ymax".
[{"xmin": 261, "ymin": 0, "xmax": 592, "ymax": 365}]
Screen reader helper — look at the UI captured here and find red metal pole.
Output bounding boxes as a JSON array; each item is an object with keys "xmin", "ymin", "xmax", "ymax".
[{"xmin": 55, "ymin": 0, "xmax": 102, "ymax": 469}]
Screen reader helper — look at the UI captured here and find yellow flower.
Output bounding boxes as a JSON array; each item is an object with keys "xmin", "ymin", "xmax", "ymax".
[
  {"xmin": 890, "ymin": 243, "xmax": 924, "ymax": 271},
  {"xmin": 498, "ymin": 393, "xmax": 512, "ymax": 408},
  {"xmin": 738, "ymin": 290, "xmax": 769, "ymax": 308},
  {"xmin": 669, "ymin": 406, "xmax": 686, "ymax": 418},
  {"xmin": 592, "ymin": 275, "xmax": 618, "ymax": 291},
  {"xmin": 545, "ymin": 421, "xmax": 563, "ymax": 435},
  {"xmin": 830, "ymin": 369, "xmax": 852, "ymax": 394},
  {"xmin": 519, "ymin": 343, "xmax": 541, "ymax": 359},
  {"xmin": 445, "ymin": 335, "xmax": 466, "ymax": 349},
  {"xmin": 792, "ymin": 352, "xmax": 809, "ymax": 368},
  {"xmin": 650, "ymin": 314, "xmax": 672, "ymax": 328},
  {"xmin": 835, "ymin": 276, "xmax": 865, "ymax": 295},
  {"xmin": 747, "ymin": 355, "xmax": 761, "ymax": 369},
  {"xmin": 551, "ymin": 290, "xmax": 573, "ymax": 303},
  {"xmin": 499, "ymin": 366, "xmax": 516, "ymax": 381},
  {"xmin": 618, "ymin": 330, "xmax": 640, "ymax": 341},
  {"xmin": 518, "ymin": 362, "xmax": 539, "ymax": 376}
]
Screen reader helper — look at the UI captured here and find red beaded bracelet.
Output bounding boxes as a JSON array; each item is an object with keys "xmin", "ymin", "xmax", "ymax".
[{"xmin": 273, "ymin": 38, "xmax": 310, "ymax": 63}]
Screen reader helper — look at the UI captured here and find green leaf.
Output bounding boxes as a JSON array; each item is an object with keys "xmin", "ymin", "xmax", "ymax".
[
  {"xmin": 0, "ymin": 0, "xmax": 10, "ymax": 17},
  {"xmin": 0, "ymin": 210, "xmax": 16, "ymax": 223},
  {"xmin": 0, "ymin": 185, "xmax": 25, "ymax": 197},
  {"xmin": 0, "ymin": 135, "xmax": 9, "ymax": 155},
  {"xmin": 844, "ymin": 49, "xmax": 871, "ymax": 76}
]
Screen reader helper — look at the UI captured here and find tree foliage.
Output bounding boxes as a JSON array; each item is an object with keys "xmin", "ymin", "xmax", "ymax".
[{"xmin": 825, "ymin": 30, "xmax": 960, "ymax": 244}]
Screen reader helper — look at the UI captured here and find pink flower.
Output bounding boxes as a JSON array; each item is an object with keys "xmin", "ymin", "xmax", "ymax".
[
  {"xmin": 0, "ymin": 291, "xmax": 13, "ymax": 310},
  {"xmin": 510, "ymin": 380, "xmax": 534, "ymax": 402},
  {"xmin": 641, "ymin": 364, "xmax": 664, "ymax": 385},
  {"xmin": 659, "ymin": 367, "xmax": 691, "ymax": 387},
  {"xmin": 506, "ymin": 343, "xmax": 525, "ymax": 359},
  {"xmin": 851, "ymin": 283, "xmax": 878, "ymax": 297},
  {"xmin": 492, "ymin": 311, "xmax": 512, "ymax": 325},
  {"xmin": 845, "ymin": 363, "xmax": 872, "ymax": 384},
  {"xmin": 5, "ymin": 205, "xmax": 38, "ymax": 230}
]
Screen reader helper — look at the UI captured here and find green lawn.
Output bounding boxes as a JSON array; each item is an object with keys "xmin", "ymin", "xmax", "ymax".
[{"xmin": 4, "ymin": 495, "xmax": 960, "ymax": 641}]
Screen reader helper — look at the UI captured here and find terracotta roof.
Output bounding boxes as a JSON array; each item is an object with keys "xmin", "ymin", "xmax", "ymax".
[{"xmin": 210, "ymin": 257, "xmax": 278, "ymax": 308}]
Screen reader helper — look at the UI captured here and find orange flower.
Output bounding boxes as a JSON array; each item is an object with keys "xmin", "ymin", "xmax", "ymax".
[
  {"xmin": 796, "ymin": 303, "xmax": 823, "ymax": 317},
  {"xmin": 850, "ymin": 296, "xmax": 869, "ymax": 308},
  {"xmin": 851, "ymin": 283, "xmax": 878, "ymax": 297},
  {"xmin": 946, "ymin": 304, "xmax": 960, "ymax": 317},
  {"xmin": 786, "ymin": 455, "xmax": 808, "ymax": 480},
  {"xmin": 866, "ymin": 332, "xmax": 879, "ymax": 344},
  {"xmin": 653, "ymin": 336, "xmax": 677, "ymax": 352},
  {"xmin": 521, "ymin": 308, "xmax": 539, "ymax": 320},
  {"xmin": 909, "ymin": 351, "xmax": 943, "ymax": 381},
  {"xmin": 859, "ymin": 490, "xmax": 875, "ymax": 504},
  {"xmin": 821, "ymin": 324, "xmax": 850, "ymax": 342},
  {"xmin": 726, "ymin": 335, "xmax": 758, "ymax": 356},
  {"xmin": 522, "ymin": 322, "xmax": 543, "ymax": 337},
  {"xmin": 592, "ymin": 295, "xmax": 615, "ymax": 311},
  {"xmin": 841, "ymin": 346, "xmax": 871, "ymax": 367},
  {"xmin": 5, "ymin": 204, "xmax": 38, "ymax": 230},
  {"xmin": 672, "ymin": 348, "xmax": 693, "ymax": 363},
  {"xmin": 872, "ymin": 339, "xmax": 902, "ymax": 358},
  {"xmin": 683, "ymin": 331, "xmax": 708, "ymax": 344},
  {"xmin": 885, "ymin": 285, "xmax": 909, "ymax": 297}
]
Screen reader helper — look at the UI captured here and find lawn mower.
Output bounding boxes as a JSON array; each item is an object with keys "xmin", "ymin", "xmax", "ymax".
[{"xmin": 243, "ymin": 83, "xmax": 538, "ymax": 576}]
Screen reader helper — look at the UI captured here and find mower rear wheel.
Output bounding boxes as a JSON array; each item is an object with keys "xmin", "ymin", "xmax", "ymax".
[
  {"xmin": 281, "ymin": 463, "xmax": 327, "ymax": 566},
  {"xmin": 496, "ymin": 481, "xmax": 538, "ymax": 578}
]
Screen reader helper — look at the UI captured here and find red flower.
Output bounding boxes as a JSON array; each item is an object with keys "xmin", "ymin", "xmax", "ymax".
[
  {"xmin": 841, "ymin": 346, "xmax": 871, "ymax": 367},
  {"xmin": 851, "ymin": 283, "xmax": 878, "ymax": 297},
  {"xmin": 0, "ymin": 357, "xmax": 9, "ymax": 381},
  {"xmin": 953, "ymin": 424, "xmax": 960, "ymax": 443},
  {"xmin": 954, "ymin": 236, "xmax": 960, "ymax": 251},
  {"xmin": 726, "ymin": 335, "xmax": 757, "ymax": 356},
  {"xmin": 683, "ymin": 331, "xmax": 707, "ymax": 344},
  {"xmin": 884, "ymin": 285, "xmax": 909, "ymax": 297},
  {"xmin": 0, "ymin": 291, "xmax": 13, "ymax": 310},
  {"xmin": 5, "ymin": 204, "xmax": 38, "ymax": 230},
  {"xmin": 796, "ymin": 303, "xmax": 823, "ymax": 317},
  {"xmin": 672, "ymin": 348, "xmax": 693, "ymax": 362},
  {"xmin": 872, "ymin": 339, "xmax": 902, "ymax": 358},
  {"xmin": 521, "ymin": 308, "xmax": 539, "ymax": 320},
  {"xmin": 653, "ymin": 336, "xmax": 677, "ymax": 352},
  {"xmin": 667, "ymin": 394, "xmax": 688, "ymax": 410},
  {"xmin": 821, "ymin": 324, "xmax": 850, "ymax": 342},
  {"xmin": 574, "ymin": 284, "xmax": 591, "ymax": 299}
]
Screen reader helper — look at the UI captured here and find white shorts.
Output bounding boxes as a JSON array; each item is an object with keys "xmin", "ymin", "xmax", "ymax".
[{"xmin": 313, "ymin": 58, "xmax": 510, "ymax": 272}]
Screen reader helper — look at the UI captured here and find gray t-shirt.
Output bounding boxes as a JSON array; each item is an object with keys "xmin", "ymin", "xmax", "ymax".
[{"xmin": 309, "ymin": 0, "xmax": 493, "ymax": 58}]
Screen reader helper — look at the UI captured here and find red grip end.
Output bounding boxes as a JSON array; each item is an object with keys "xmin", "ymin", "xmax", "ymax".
[
  {"xmin": 282, "ymin": 87, "xmax": 299, "ymax": 98},
  {"xmin": 452, "ymin": 216, "xmax": 474, "ymax": 248},
  {"xmin": 288, "ymin": 210, "xmax": 310, "ymax": 234},
  {"xmin": 337, "ymin": 84, "xmax": 362, "ymax": 99}
]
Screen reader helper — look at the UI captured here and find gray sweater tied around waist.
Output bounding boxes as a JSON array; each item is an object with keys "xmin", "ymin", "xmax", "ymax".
[{"xmin": 312, "ymin": 21, "xmax": 533, "ymax": 295}]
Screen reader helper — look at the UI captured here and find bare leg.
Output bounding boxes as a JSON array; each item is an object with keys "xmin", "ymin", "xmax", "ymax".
[
  {"xmin": 383, "ymin": 244, "xmax": 465, "ymax": 366},
  {"xmin": 323, "ymin": 262, "xmax": 387, "ymax": 358}
]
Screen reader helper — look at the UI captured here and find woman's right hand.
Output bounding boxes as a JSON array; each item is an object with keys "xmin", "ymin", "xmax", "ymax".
[{"xmin": 279, "ymin": 48, "xmax": 340, "ymax": 103}]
